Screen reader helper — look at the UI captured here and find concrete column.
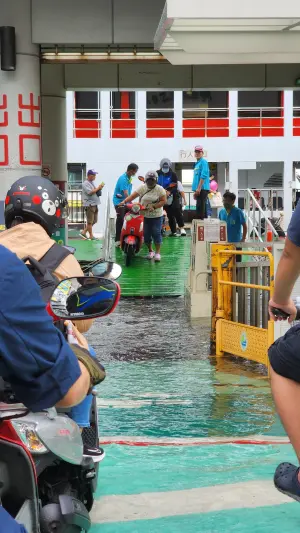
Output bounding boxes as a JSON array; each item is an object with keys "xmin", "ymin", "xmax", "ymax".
[
  {"xmin": 228, "ymin": 162, "xmax": 238, "ymax": 197},
  {"xmin": 66, "ymin": 91, "xmax": 74, "ymax": 142},
  {"xmin": 217, "ymin": 162, "xmax": 227, "ymax": 195},
  {"xmin": 229, "ymin": 91, "xmax": 238, "ymax": 138},
  {"xmin": 137, "ymin": 91, "xmax": 146, "ymax": 139},
  {"xmin": 284, "ymin": 90, "xmax": 293, "ymax": 138},
  {"xmin": 41, "ymin": 63, "xmax": 67, "ymax": 243},
  {"xmin": 41, "ymin": 64, "xmax": 67, "ymax": 184},
  {"xmin": 283, "ymin": 159, "xmax": 294, "ymax": 230},
  {"xmin": 100, "ymin": 91, "xmax": 111, "ymax": 139},
  {"xmin": 174, "ymin": 91, "xmax": 183, "ymax": 138},
  {"xmin": 0, "ymin": 0, "xmax": 41, "ymax": 226}
]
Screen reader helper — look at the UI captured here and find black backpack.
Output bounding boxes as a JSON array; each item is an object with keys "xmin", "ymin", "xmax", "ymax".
[{"xmin": 23, "ymin": 243, "xmax": 74, "ymax": 303}]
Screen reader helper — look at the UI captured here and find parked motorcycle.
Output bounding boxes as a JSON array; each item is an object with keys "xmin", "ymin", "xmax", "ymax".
[
  {"xmin": 0, "ymin": 275, "xmax": 121, "ymax": 533},
  {"xmin": 120, "ymin": 203, "xmax": 145, "ymax": 266}
]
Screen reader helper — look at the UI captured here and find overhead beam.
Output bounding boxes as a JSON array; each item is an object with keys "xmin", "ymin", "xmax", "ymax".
[{"xmin": 42, "ymin": 62, "xmax": 300, "ymax": 90}]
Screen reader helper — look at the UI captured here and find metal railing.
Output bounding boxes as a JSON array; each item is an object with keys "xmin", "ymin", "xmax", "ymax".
[
  {"xmin": 110, "ymin": 108, "xmax": 137, "ymax": 138},
  {"xmin": 73, "ymin": 107, "xmax": 101, "ymax": 138},
  {"xmin": 146, "ymin": 108, "xmax": 174, "ymax": 137},
  {"xmin": 238, "ymin": 188, "xmax": 284, "ymax": 215},
  {"xmin": 293, "ymin": 106, "xmax": 300, "ymax": 118},
  {"xmin": 238, "ymin": 107, "xmax": 284, "ymax": 136},
  {"xmin": 67, "ymin": 190, "xmax": 84, "ymax": 224},
  {"xmin": 239, "ymin": 189, "xmax": 281, "ymax": 242},
  {"xmin": 246, "ymin": 189, "xmax": 279, "ymax": 242},
  {"xmin": 182, "ymin": 107, "xmax": 229, "ymax": 137}
]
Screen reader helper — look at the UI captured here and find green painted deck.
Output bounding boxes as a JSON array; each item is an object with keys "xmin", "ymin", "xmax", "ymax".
[
  {"xmin": 86, "ymin": 296, "xmax": 298, "ymax": 533},
  {"xmin": 113, "ymin": 236, "xmax": 191, "ymax": 297},
  {"xmin": 71, "ymin": 238, "xmax": 103, "ymax": 262}
]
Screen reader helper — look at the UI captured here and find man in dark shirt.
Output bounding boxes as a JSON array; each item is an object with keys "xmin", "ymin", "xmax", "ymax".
[
  {"xmin": 268, "ymin": 201, "xmax": 300, "ymax": 501},
  {"xmin": 0, "ymin": 245, "xmax": 104, "ymax": 531}
]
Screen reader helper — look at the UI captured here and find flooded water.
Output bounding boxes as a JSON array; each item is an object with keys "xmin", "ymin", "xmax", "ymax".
[
  {"xmin": 87, "ymin": 298, "xmax": 283, "ymax": 439},
  {"xmin": 88, "ymin": 298, "xmax": 297, "ymax": 533}
]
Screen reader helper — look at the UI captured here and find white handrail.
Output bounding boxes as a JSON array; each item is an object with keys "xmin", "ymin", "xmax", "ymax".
[
  {"xmin": 245, "ymin": 214, "xmax": 264, "ymax": 243},
  {"xmin": 246, "ymin": 188, "xmax": 278, "ymax": 239},
  {"xmin": 103, "ymin": 193, "xmax": 111, "ymax": 260}
]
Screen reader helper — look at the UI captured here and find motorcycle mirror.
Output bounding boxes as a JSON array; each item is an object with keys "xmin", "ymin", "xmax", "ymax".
[
  {"xmin": 138, "ymin": 176, "xmax": 145, "ymax": 182},
  {"xmin": 50, "ymin": 276, "xmax": 120, "ymax": 320},
  {"xmin": 90, "ymin": 261, "xmax": 122, "ymax": 280}
]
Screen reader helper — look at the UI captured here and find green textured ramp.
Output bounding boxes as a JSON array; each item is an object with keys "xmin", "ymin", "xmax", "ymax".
[
  {"xmin": 72, "ymin": 238, "xmax": 103, "ymax": 262},
  {"xmin": 113, "ymin": 236, "xmax": 191, "ymax": 297}
]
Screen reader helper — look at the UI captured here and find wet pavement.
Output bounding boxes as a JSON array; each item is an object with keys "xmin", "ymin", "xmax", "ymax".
[{"xmin": 87, "ymin": 298, "xmax": 299, "ymax": 532}]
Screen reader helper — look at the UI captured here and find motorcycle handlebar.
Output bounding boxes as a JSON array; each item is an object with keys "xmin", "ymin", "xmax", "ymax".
[{"xmin": 270, "ymin": 306, "xmax": 300, "ymax": 321}]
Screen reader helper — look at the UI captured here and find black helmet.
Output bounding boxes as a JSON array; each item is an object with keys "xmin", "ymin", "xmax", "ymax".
[{"xmin": 5, "ymin": 176, "xmax": 69, "ymax": 236}]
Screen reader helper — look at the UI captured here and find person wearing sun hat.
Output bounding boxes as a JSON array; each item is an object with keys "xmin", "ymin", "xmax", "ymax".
[{"xmin": 192, "ymin": 146, "xmax": 210, "ymax": 220}]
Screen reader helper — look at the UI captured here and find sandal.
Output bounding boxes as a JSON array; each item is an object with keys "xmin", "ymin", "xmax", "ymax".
[{"xmin": 274, "ymin": 462, "xmax": 300, "ymax": 502}]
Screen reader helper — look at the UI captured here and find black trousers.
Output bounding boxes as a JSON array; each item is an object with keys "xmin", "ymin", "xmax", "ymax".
[
  {"xmin": 195, "ymin": 190, "xmax": 209, "ymax": 220},
  {"xmin": 115, "ymin": 206, "xmax": 124, "ymax": 242},
  {"xmin": 165, "ymin": 204, "xmax": 184, "ymax": 234}
]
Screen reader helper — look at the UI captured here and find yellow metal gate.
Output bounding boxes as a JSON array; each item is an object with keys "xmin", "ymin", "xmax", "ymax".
[{"xmin": 214, "ymin": 249, "xmax": 274, "ymax": 368}]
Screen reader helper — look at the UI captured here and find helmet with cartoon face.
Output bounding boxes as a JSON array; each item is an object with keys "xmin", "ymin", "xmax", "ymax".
[{"xmin": 4, "ymin": 176, "xmax": 69, "ymax": 236}]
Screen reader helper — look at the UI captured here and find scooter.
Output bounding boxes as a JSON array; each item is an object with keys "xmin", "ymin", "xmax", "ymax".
[
  {"xmin": 0, "ymin": 274, "xmax": 121, "ymax": 533},
  {"xmin": 138, "ymin": 176, "xmax": 178, "ymax": 238},
  {"xmin": 120, "ymin": 203, "xmax": 145, "ymax": 266}
]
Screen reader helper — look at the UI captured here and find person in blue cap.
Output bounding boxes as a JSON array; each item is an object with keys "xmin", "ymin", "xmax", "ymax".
[
  {"xmin": 80, "ymin": 169, "xmax": 104, "ymax": 240},
  {"xmin": 192, "ymin": 145, "xmax": 210, "ymax": 220}
]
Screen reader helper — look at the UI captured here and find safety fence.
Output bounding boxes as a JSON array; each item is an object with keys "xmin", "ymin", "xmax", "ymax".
[
  {"xmin": 110, "ymin": 109, "xmax": 136, "ymax": 138},
  {"xmin": 293, "ymin": 107, "xmax": 300, "ymax": 136},
  {"xmin": 237, "ymin": 107, "xmax": 284, "ymax": 137},
  {"xmin": 182, "ymin": 107, "xmax": 229, "ymax": 138},
  {"xmin": 212, "ymin": 246, "xmax": 274, "ymax": 369}
]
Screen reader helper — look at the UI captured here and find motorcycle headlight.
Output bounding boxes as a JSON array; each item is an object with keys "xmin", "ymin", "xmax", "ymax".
[
  {"xmin": 12, "ymin": 421, "xmax": 48, "ymax": 454},
  {"xmin": 131, "ymin": 204, "xmax": 140, "ymax": 214}
]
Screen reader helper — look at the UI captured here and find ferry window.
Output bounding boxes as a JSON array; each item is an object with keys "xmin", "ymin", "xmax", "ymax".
[
  {"xmin": 183, "ymin": 91, "xmax": 228, "ymax": 118},
  {"xmin": 293, "ymin": 91, "xmax": 300, "ymax": 108},
  {"xmin": 147, "ymin": 91, "xmax": 174, "ymax": 119},
  {"xmin": 111, "ymin": 92, "xmax": 136, "ymax": 119},
  {"xmin": 67, "ymin": 163, "xmax": 85, "ymax": 191},
  {"xmin": 74, "ymin": 92, "xmax": 100, "ymax": 119},
  {"xmin": 238, "ymin": 91, "xmax": 283, "ymax": 117}
]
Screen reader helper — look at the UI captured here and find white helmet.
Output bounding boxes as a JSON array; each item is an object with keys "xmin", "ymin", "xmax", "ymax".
[{"xmin": 145, "ymin": 170, "xmax": 158, "ymax": 183}]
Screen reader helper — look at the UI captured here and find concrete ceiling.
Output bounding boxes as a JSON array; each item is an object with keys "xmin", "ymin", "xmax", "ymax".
[
  {"xmin": 32, "ymin": 0, "xmax": 166, "ymax": 45},
  {"xmin": 155, "ymin": 0, "xmax": 300, "ymax": 65}
]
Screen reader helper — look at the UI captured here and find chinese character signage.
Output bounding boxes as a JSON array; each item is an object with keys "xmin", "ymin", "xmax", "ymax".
[{"xmin": 0, "ymin": 92, "xmax": 41, "ymax": 167}]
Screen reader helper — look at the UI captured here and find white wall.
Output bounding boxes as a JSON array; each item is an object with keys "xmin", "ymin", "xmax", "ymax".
[
  {"xmin": 67, "ymin": 90, "xmax": 297, "ymax": 231},
  {"xmin": 238, "ymin": 162, "xmax": 284, "ymax": 190}
]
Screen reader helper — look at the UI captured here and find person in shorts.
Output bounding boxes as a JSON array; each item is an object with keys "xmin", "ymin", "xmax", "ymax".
[
  {"xmin": 119, "ymin": 171, "xmax": 166, "ymax": 262},
  {"xmin": 81, "ymin": 169, "xmax": 104, "ymax": 240},
  {"xmin": 268, "ymin": 199, "xmax": 300, "ymax": 502}
]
